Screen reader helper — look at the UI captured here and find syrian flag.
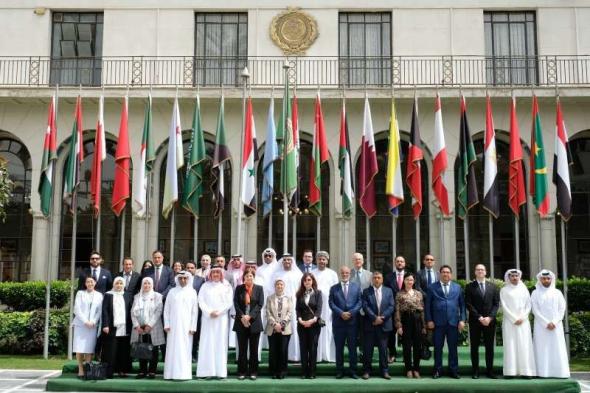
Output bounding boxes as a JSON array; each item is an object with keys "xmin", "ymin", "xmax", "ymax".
[
  {"xmin": 241, "ymin": 97, "xmax": 258, "ymax": 216},
  {"xmin": 553, "ymin": 98, "xmax": 572, "ymax": 221},
  {"xmin": 162, "ymin": 97, "xmax": 184, "ymax": 219},
  {"xmin": 385, "ymin": 98, "xmax": 404, "ymax": 215},
  {"xmin": 338, "ymin": 99, "xmax": 354, "ymax": 219},
  {"xmin": 111, "ymin": 96, "xmax": 131, "ymax": 217},
  {"xmin": 358, "ymin": 96, "xmax": 378, "ymax": 218},
  {"xmin": 309, "ymin": 91, "xmax": 329, "ymax": 216},
  {"xmin": 508, "ymin": 96, "xmax": 526, "ymax": 218},
  {"xmin": 63, "ymin": 95, "xmax": 84, "ymax": 213},
  {"xmin": 212, "ymin": 95, "xmax": 231, "ymax": 218},
  {"xmin": 38, "ymin": 95, "xmax": 57, "ymax": 217},
  {"xmin": 529, "ymin": 95, "xmax": 550, "ymax": 217},
  {"xmin": 90, "ymin": 95, "xmax": 105, "ymax": 218},
  {"xmin": 456, "ymin": 95, "xmax": 479, "ymax": 220},
  {"xmin": 432, "ymin": 94, "xmax": 450, "ymax": 216},
  {"xmin": 262, "ymin": 96, "xmax": 278, "ymax": 218},
  {"xmin": 406, "ymin": 98, "xmax": 423, "ymax": 219},
  {"xmin": 132, "ymin": 95, "xmax": 155, "ymax": 217},
  {"xmin": 483, "ymin": 95, "xmax": 499, "ymax": 218}
]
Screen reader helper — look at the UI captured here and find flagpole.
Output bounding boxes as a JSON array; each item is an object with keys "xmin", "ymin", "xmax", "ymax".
[
  {"xmin": 145, "ymin": 172, "xmax": 151, "ymax": 259},
  {"xmin": 439, "ymin": 215, "xmax": 445, "ymax": 265},
  {"xmin": 67, "ymin": 193, "xmax": 78, "ymax": 360},
  {"xmin": 415, "ymin": 217, "xmax": 420, "ymax": 271},
  {"xmin": 193, "ymin": 217, "xmax": 199, "ymax": 262},
  {"xmin": 560, "ymin": 217, "xmax": 570, "ymax": 357},
  {"xmin": 96, "ymin": 210, "xmax": 101, "ymax": 251},
  {"xmin": 515, "ymin": 216, "xmax": 521, "ymax": 271},
  {"xmin": 464, "ymin": 216, "xmax": 470, "ymax": 280},
  {"xmin": 316, "ymin": 216, "xmax": 320, "ymax": 251},
  {"xmin": 292, "ymin": 215, "xmax": 297, "ymax": 257},
  {"xmin": 119, "ymin": 209, "xmax": 126, "ymax": 260},
  {"xmin": 392, "ymin": 216, "xmax": 397, "ymax": 257},
  {"xmin": 170, "ymin": 207, "xmax": 176, "ymax": 264},
  {"xmin": 218, "ymin": 212, "xmax": 223, "ymax": 256},
  {"xmin": 282, "ymin": 61, "xmax": 290, "ymax": 254},
  {"xmin": 366, "ymin": 216, "xmax": 371, "ymax": 271},
  {"xmin": 236, "ymin": 68, "xmax": 250, "ymax": 255},
  {"xmin": 537, "ymin": 215, "xmax": 542, "ymax": 272},
  {"xmin": 488, "ymin": 214, "xmax": 494, "ymax": 278}
]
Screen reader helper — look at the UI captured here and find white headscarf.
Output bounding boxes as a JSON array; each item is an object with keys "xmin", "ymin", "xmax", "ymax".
[
  {"xmin": 173, "ymin": 270, "xmax": 194, "ymax": 289},
  {"xmin": 502, "ymin": 268, "xmax": 529, "ymax": 296},
  {"xmin": 135, "ymin": 277, "xmax": 157, "ymax": 326},
  {"xmin": 107, "ymin": 277, "xmax": 126, "ymax": 328},
  {"xmin": 535, "ymin": 269, "xmax": 557, "ymax": 292}
]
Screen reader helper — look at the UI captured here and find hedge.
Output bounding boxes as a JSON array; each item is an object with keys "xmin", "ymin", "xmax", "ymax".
[
  {"xmin": 0, "ymin": 309, "xmax": 69, "ymax": 355},
  {"xmin": 0, "ymin": 280, "xmax": 71, "ymax": 311}
]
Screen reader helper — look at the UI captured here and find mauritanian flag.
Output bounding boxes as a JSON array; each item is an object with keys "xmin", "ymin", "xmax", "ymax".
[
  {"xmin": 529, "ymin": 95, "xmax": 550, "ymax": 217},
  {"xmin": 358, "ymin": 96, "xmax": 378, "ymax": 218},
  {"xmin": 278, "ymin": 78, "xmax": 297, "ymax": 202},
  {"xmin": 162, "ymin": 97, "xmax": 184, "ymax": 219},
  {"xmin": 212, "ymin": 95, "xmax": 231, "ymax": 218},
  {"xmin": 338, "ymin": 99, "xmax": 354, "ymax": 219},
  {"xmin": 309, "ymin": 91, "xmax": 329, "ymax": 216},
  {"xmin": 483, "ymin": 95, "xmax": 499, "ymax": 218},
  {"xmin": 63, "ymin": 95, "xmax": 84, "ymax": 212},
  {"xmin": 406, "ymin": 98, "xmax": 423, "ymax": 219},
  {"xmin": 111, "ymin": 96, "xmax": 131, "ymax": 217},
  {"xmin": 181, "ymin": 95, "xmax": 207, "ymax": 217},
  {"xmin": 38, "ymin": 95, "xmax": 57, "ymax": 217},
  {"xmin": 241, "ymin": 97, "xmax": 258, "ymax": 216},
  {"xmin": 132, "ymin": 95, "xmax": 155, "ymax": 217},
  {"xmin": 553, "ymin": 98, "xmax": 572, "ymax": 221},
  {"xmin": 290, "ymin": 94, "xmax": 300, "ymax": 210},
  {"xmin": 508, "ymin": 96, "xmax": 526, "ymax": 218},
  {"xmin": 90, "ymin": 95, "xmax": 105, "ymax": 217},
  {"xmin": 262, "ymin": 96, "xmax": 278, "ymax": 218},
  {"xmin": 432, "ymin": 94, "xmax": 450, "ymax": 216},
  {"xmin": 456, "ymin": 96, "xmax": 479, "ymax": 220},
  {"xmin": 385, "ymin": 98, "xmax": 404, "ymax": 215}
]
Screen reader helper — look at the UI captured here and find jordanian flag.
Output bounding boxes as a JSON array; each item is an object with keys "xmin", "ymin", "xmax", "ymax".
[
  {"xmin": 262, "ymin": 96, "xmax": 278, "ymax": 217},
  {"xmin": 181, "ymin": 95, "xmax": 207, "ymax": 217},
  {"xmin": 385, "ymin": 98, "xmax": 404, "ymax": 215},
  {"xmin": 162, "ymin": 97, "xmax": 184, "ymax": 219},
  {"xmin": 278, "ymin": 78, "xmax": 297, "ymax": 202},
  {"xmin": 212, "ymin": 95, "xmax": 231, "ymax": 219},
  {"xmin": 63, "ymin": 95, "xmax": 84, "ymax": 213},
  {"xmin": 456, "ymin": 96, "xmax": 479, "ymax": 220},
  {"xmin": 406, "ymin": 98, "xmax": 423, "ymax": 219},
  {"xmin": 553, "ymin": 98, "xmax": 573, "ymax": 221},
  {"xmin": 90, "ymin": 95, "xmax": 105, "ymax": 218},
  {"xmin": 38, "ymin": 95, "xmax": 57, "ymax": 217},
  {"xmin": 338, "ymin": 99, "xmax": 354, "ymax": 219},
  {"xmin": 358, "ymin": 96, "xmax": 378, "ymax": 218},
  {"xmin": 482, "ymin": 95, "xmax": 499, "ymax": 218},
  {"xmin": 309, "ymin": 91, "xmax": 329, "ymax": 216},
  {"xmin": 529, "ymin": 95, "xmax": 549, "ymax": 217},
  {"xmin": 432, "ymin": 94, "xmax": 449, "ymax": 216},
  {"xmin": 508, "ymin": 96, "xmax": 526, "ymax": 218},
  {"xmin": 241, "ymin": 97, "xmax": 258, "ymax": 216},
  {"xmin": 132, "ymin": 95, "xmax": 155, "ymax": 217},
  {"xmin": 111, "ymin": 96, "xmax": 131, "ymax": 217}
]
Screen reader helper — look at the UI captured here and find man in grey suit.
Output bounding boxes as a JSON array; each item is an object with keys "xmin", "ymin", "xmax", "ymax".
[{"xmin": 351, "ymin": 253, "xmax": 372, "ymax": 290}]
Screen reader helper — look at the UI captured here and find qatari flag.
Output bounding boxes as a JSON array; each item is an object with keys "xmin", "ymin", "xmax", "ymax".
[{"xmin": 553, "ymin": 98, "xmax": 572, "ymax": 221}]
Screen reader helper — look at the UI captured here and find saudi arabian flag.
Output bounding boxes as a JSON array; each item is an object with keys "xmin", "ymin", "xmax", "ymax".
[{"xmin": 181, "ymin": 95, "xmax": 207, "ymax": 217}]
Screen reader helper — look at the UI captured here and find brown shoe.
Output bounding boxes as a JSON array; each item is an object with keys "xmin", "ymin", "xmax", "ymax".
[
  {"xmin": 382, "ymin": 373, "xmax": 391, "ymax": 380},
  {"xmin": 407, "ymin": 371, "xmax": 413, "ymax": 378},
  {"xmin": 362, "ymin": 373, "xmax": 370, "ymax": 380},
  {"xmin": 413, "ymin": 371, "xmax": 421, "ymax": 379}
]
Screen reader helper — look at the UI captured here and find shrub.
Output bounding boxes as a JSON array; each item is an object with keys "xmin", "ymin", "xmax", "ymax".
[
  {"xmin": 570, "ymin": 311, "xmax": 590, "ymax": 357},
  {"xmin": 0, "ymin": 309, "xmax": 69, "ymax": 355},
  {"xmin": 0, "ymin": 281, "xmax": 71, "ymax": 311}
]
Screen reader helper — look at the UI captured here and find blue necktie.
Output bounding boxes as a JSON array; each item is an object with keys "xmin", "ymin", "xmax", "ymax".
[{"xmin": 427, "ymin": 270, "xmax": 432, "ymax": 287}]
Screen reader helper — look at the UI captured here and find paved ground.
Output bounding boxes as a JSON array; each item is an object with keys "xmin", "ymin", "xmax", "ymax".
[{"xmin": 1, "ymin": 369, "xmax": 588, "ymax": 392}]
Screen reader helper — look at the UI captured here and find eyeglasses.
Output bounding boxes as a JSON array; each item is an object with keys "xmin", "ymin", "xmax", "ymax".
[
  {"xmin": 425, "ymin": 258, "xmax": 434, "ymax": 261},
  {"xmin": 90, "ymin": 257, "xmax": 100, "ymax": 260}
]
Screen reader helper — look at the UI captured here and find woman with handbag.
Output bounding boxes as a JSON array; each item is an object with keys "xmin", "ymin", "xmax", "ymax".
[
  {"xmin": 295, "ymin": 272, "xmax": 323, "ymax": 379},
  {"xmin": 130, "ymin": 277, "xmax": 164, "ymax": 379},
  {"xmin": 266, "ymin": 278, "xmax": 293, "ymax": 379},
  {"xmin": 73, "ymin": 276, "xmax": 104, "ymax": 379},
  {"xmin": 394, "ymin": 273, "xmax": 426, "ymax": 378},
  {"xmin": 101, "ymin": 276, "xmax": 133, "ymax": 378}
]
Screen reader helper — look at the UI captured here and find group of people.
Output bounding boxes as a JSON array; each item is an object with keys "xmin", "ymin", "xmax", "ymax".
[{"xmin": 72, "ymin": 248, "xmax": 570, "ymax": 381}]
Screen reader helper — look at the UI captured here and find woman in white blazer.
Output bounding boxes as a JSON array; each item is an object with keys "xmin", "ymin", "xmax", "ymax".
[{"xmin": 73, "ymin": 276, "xmax": 104, "ymax": 378}]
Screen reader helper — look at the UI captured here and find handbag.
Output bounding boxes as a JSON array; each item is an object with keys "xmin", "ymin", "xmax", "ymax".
[
  {"xmin": 306, "ymin": 297, "xmax": 325, "ymax": 327},
  {"xmin": 83, "ymin": 361, "xmax": 107, "ymax": 380},
  {"xmin": 131, "ymin": 334, "xmax": 154, "ymax": 360}
]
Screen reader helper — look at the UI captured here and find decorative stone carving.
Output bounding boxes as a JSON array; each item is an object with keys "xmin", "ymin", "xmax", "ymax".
[{"xmin": 270, "ymin": 8, "xmax": 318, "ymax": 55}]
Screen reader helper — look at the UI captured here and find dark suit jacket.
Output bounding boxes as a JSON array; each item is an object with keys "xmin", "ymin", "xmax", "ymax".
[
  {"xmin": 416, "ymin": 269, "xmax": 440, "ymax": 293},
  {"xmin": 384, "ymin": 269, "xmax": 409, "ymax": 298},
  {"xmin": 362, "ymin": 286, "xmax": 395, "ymax": 332},
  {"xmin": 425, "ymin": 281, "xmax": 466, "ymax": 327},
  {"xmin": 101, "ymin": 292, "xmax": 133, "ymax": 336},
  {"xmin": 78, "ymin": 267, "xmax": 113, "ymax": 294},
  {"xmin": 193, "ymin": 275, "xmax": 205, "ymax": 294},
  {"xmin": 233, "ymin": 284, "xmax": 264, "ymax": 333},
  {"xmin": 142, "ymin": 265, "xmax": 174, "ymax": 298},
  {"xmin": 116, "ymin": 271, "xmax": 141, "ymax": 296},
  {"xmin": 297, "ymin": 263, "xmax": 318, "ymax": 273},
  {"xmin": 295, "ymin": 290, "xmax": 323, "ymax": 322},
  {"xmin": 328, "ymin": 281, "xmax": 362, "ymax": 328},
  {"xmin": 464, "ymin": 280, "xmax": 500, "ymax": 323}
]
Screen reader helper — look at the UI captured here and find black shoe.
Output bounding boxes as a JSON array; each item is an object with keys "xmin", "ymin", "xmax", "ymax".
[
  {"xmin": 350, "ymin": 373, "xmax": 359, "ymax": 380},
  {"xmin": 136, "ymin": 373, "xmax": 146, "ymax": 379},
  {"xmin": 335, "ymin": 373, "xmax": 344, "ymax": 379},
  {"xmin": 382, "ymin": 373, "xmax": 391, "ymax": 380},
  {"xmin": 250, "ymin": 374, "xmax": 257, "ymax": 381},
  {"xmin": 486, "ymin": 372, "xmax": 497, "ymax": 379},
  {"xmin": 472, "ymin": 370, "xmax": 480, "ymax": 379},
  {"xmin": 433, "ymin": 371, "xmax": 441, "ymax": 379},
  {"xmin": 272, "ymin": 375, "xmax": 277, "ymax": 379},
  {"xmin": 450, "ymin": 373, "xmax": 460, "ymax": 379},
  {"xmin": 147, "ymin": 373, "xmax": 156, "ymax": 379}
]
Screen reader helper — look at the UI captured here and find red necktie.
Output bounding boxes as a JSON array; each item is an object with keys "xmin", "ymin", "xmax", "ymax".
[{"xmin": 397, "ymin": 273, "xmax": 403, "ymax": 290}]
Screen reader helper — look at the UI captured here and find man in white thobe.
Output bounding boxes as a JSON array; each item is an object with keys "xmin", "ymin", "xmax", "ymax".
[
  {"xmin": 197, "ymin": 265, "xmax": 234, "ymax": 378},
  {"xmin": 312, "ymin": 251, "xmax": 339, "ymax": 362},
  {"xmin": 531, "ymin": 269, "xmax": 570, "ymax": 378},
  {"xmin": 257, "ymin": 248, "xmax": 280, "ymax": 351},
  {"xmin": 272, "ymin": 253, "xmax": 303, "ymax": 362},
  {"xmin": 163, "ymin": 271, "xmax": 199, "ymax": 380},
  {"xmin": 500, "ymin": 269, "xmax": 536, "ymax": 377}
]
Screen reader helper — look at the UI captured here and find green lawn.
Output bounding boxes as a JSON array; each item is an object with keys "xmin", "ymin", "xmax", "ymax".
[
  {"xmin": 0, "ymin": 355, "xmax": 68, "ymax": 370},
  {"xmin": 571, "ymin": 357, "xmax": 590, "ymax": 372}
]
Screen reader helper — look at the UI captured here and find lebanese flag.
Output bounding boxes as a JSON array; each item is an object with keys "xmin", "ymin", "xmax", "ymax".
[
  {"xmin": 553, "ymin": 98, "xmax": 572, "ymax": 221},
  {"xmin": 241, "ymin": 97, "xmax": 258, "ymax": 216},
  {"xmin": 482, "ymin": 95, "xmax": 499, "ymax": 218},
  {"xmin": 508, "ymin": 96, "xmax": 526, "ymax": 218},
  {"xmin": 309, "ymin": 91, "xmax": 329, "ymax": 216},
  {"xmin": 112, "ymin": 96, "xmax": 131, "ymax": 216},
  {"xmin": 432, "ymin": 94, "xmax": 449, "ymax": 216},
  {"xmin": 90, "ymin": 95, "xmax": 105, "ymax": 218},
  {"xmin": 38, "ymin": 95, "xmax": 57, "ymax": 217},
  {"xmin": 406, "ymin": 98, "xmax": 423, "ymax": 219},
  {"xmin": 358, "ymin": 96, "xmax": 378, "ymax": 218}
]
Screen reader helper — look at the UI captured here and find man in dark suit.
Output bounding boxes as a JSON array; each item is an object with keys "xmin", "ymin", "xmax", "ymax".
[
  {"xmin": 425, "ymin": 264, "xmax": 466, "ymax": 379},
  {"xmin": 142, "ymin": 250, "xmax": 174, "ymax": 299},
  {"xmin": 78, "ymin": 251, "xmax": 112, "ymax": 294},
  {"xmin": 465, "ymin": 264, "xmax": 500, "ymax": 379},
  {"xmin": 297, "ymin": 249, "xmax": 317, "ymax": 273},
  {"xmin": 116, "ymin": 257, "xmax": 141, "ymax": 296},
  {"xmin": 417, "ymin": 254, "xmax": 440, "ymax": 293},
  {"xmin": 329, "ymin": 265, "xmax": 362, "ymax": 379},
  {"xmin": 384, "ymin": 255, "xmax": 408, "ymax": 363},
  {"xmin": 361, "ymin": 271, "xmax": 394, "ymax": 380}
]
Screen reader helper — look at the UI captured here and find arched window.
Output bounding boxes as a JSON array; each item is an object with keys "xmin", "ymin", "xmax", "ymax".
[
  {"xmin": 0, "ymin": 136, "xmax": 32, "ymax": 281},
  {"xmin": 59, "ymin": 136, "xmax": 132, "ymax": 278},
  {"xmin": 355, "ymin": 135, "xmax": 429, "ymax": 272},
  {"xmin": 454, "ymin": 136, "xmax": 529, "ymax": 279},
  {"xmin": 158, "ymin": 137, "xmax": 232, "ymax": 262},
  {"xmin": 256, "ymin": 138, "xmax": 330, "ymax": 259}
]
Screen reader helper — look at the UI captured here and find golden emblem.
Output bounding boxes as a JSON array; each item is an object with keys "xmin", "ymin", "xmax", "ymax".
[{"xmin": 270, "ymin": 8, "xmax": 318, "ymax": 55}]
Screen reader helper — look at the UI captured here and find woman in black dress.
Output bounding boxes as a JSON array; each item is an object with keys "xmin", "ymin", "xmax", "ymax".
[{"xmin": 295, "ymin": 272, "xmax": 323, "ymax": 379}]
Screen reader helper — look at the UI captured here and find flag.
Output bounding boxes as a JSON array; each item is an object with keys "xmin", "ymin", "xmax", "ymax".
[
  {"xmin": 553, "ymin": 98, "xmax": 573, "ymax": 221},
  {"xmin": 111, "ymin": 96, "xmax": 131, "ymax": 217},
  {"xmin": 432, "ymin": 94, "xmax": 450, "ymax": 216},
  {"xmin": 309, "ymin": 91, "xmax": 329, "ymax": 216},
  {"xmin": 63, "ymin": 95, "xmax": 84, "ymax": 212},
  {"xmin": 38, "ymin": 95, "xmax": 57, "ymax": 217},
  {"xmin": 181, "ymin": 95, "xmax": 207, "ymax": 217},
  {"xmin": 358, "ymin": 96, "xmax": 378, "ymax": 218},
  {"xmin": 162, "ymin": 97, "xmax": 184, "ymax": 219},
  {"xmin": 482, "ymin": 95, "xmax": 499, "ymax": 218},
  {"xmin": 262, "ymin": 96, "xmax": 278, "ymax": 217},
  {"xmin": 456, "ymin": 96, "xmax": 479, "ymax": 220},
  {"xmin": 241, "ymin": 97, "xmax": 258, "ymax": 216},
  {"xmin": 338, "ymin": 99, "xmax": 354, "ymax": 219},
  {"xmin": 132, "ymin": 95, "xmax": 155, "ymax": 217},
  {"xmin": 385, "ymin": 98, "xmax": 404, "ymax": 215},
  {"xmin": 406, "ymin": 98, "xmax": 423, "ymax": 219},
  {"xmin": 212, "ymin": 95, "xmax": 231, "ymax": 219},
  {"xmin": 508, "ymin": 96, "xmax": 526, "ymax": 218},
  {"xmin": 90, "ymin": 95, "xmax": 105, "ymax": 218},
  {"xmin": 290, "ymin": 94, "xmax": 300, "ymax": 210},
  {"xmin": 278, "ymin": 78, "xmax": 297, "ymax": 202},
  {"xmin": 529, "ymin": 95, "xmax": 550, "ymax": 217}
]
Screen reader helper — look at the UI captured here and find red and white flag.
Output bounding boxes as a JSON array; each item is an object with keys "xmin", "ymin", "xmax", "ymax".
[
  {"xmin": 241, "ymin": 97, "xmax": 258, "ymax": 216},
  {"xmin": 432, "ymin": 94, "xmax": 449, "ymax": 216},
  {"xmin": 553, "ymin": 98, "xmax": 572, "ymax": 221},
  {"xmin": 90, "ymin": 95, "xmax": 105, "ymax": 217},
  {"xmin": 358, "ymin": 96, "xmax": 378, "ymax": 218},
  {"xmin": 112, "ymin": 96, "xmax": 131, "ymax": 216}
]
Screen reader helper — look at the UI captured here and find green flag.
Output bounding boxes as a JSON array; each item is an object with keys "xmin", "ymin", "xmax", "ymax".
[
  {"xmin": 530, "ymin": 95, "xmax": 550, "ymax": 216},
  {"xmin": 278, "ymin": 78, "xmax": 297, "ymax": 200},
  {"xmin": 456, "ymin": 96, "xmax": 479, "ymax": 220},
  {"xmin": 181, "ymin": 95, "xmax": 207, "ymax": 217}
]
